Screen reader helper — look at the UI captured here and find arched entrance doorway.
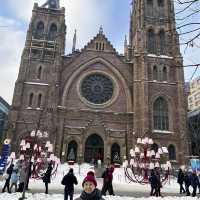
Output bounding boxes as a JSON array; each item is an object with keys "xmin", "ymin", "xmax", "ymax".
[{"xmin": 84, "ymin": 134, "xmax": 104, "ymax": 163}]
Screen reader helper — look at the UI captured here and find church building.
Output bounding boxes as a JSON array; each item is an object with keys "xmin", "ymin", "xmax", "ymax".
[{"xmin": 7, "ymin": 0, "xmax": 189, "ymax": 164}]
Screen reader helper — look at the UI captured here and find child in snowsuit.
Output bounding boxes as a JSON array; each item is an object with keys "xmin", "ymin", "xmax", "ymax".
[{"xmin": 75, "ymin": 171, "xmax": 105, "ymax": 200}]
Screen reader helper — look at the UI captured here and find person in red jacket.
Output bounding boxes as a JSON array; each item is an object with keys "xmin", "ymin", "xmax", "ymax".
[{"xmin": 101, "ymin": 166, "xmax": 115, "ymax": 196}]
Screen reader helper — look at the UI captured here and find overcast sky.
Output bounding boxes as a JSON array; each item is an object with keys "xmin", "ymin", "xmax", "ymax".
[{"xmin": 0, "ymin": 0, "xmax": 199, "ymax": 104}]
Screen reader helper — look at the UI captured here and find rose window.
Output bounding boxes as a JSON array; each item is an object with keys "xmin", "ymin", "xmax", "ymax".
[{"xmin": 80, "ymin": 73, "xmax": 114, "ymax": 104}]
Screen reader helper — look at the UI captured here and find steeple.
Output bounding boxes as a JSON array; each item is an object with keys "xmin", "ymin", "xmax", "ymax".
[
  {"xmin": 72, "ymin": 29, "xmax": 77, "ymax": 53},
  {"xmin": 124, "ymin": 35, "xmax": 128, "ymax": 59},
  {"xmin": 99, "ymin": 26, "xmax": 103, "ymax": 34},
  {"xmin": 129, "ymin": 0, "xmax": 180, "ymax": 57}
]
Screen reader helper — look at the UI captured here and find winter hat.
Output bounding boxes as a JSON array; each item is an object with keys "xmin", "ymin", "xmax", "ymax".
[
  {"xmin": 82, "ymin": 174, "xmax": 97, "ymax": 187},
  {"xmin": 87, "ymin": 171, "xmax": 95, "ymax": 177},
  {"xmin": 69, "ymin": 168, "xmax": 73, "ymax": 173}
]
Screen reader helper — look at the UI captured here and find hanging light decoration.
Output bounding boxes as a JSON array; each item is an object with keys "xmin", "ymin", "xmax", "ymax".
[{"xmin": 123, "ymin": 136, "xmax": 171, "ymax": 184}]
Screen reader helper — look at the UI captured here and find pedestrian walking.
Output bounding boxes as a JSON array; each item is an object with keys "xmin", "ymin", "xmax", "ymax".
[
  {"xmin": 101, "ymin": 166, "xmax": 115, "ymax": 196},
  {"xmin": 17, "ymin": 165, "xmax": 27, "ymax": 192},
  {"xmin": 42, "ymin": 162, "xmax": 53, "ymax": 194},
  {"xmin": 149, "ymin": 169, "xmax": 158, "ymax": 196},
  {"xmin": 190, "ymin": 171, "xmax": 199, "ymax": 197},
  {"xmin": 61, "ymin": 168, "xmax": 78, "ymax": 200},
  {"xmin": 155, "ymin": 169, "xmax": 162, "ymax": 197},
  {"xmin": 177, "ymin": 168, "xmax": 186, "ymax": 194},
  {"xmin": 10, "ymin": 168, "xmax": 19, "ymax": 193},
  {"xmin": 184, "ymin": 171, "xmax": 191, "ymax": 196},
  {"xmin": 197, "ymin": 173, "xmax": 200, "ymax": 194},
  {"xmin": 2, "ymin": 164, "xmax": 14, "ymax": 193},
  {"xmin": 26, "ymin": 162, "xmax": 32, "ymax": 190},
  {"xmin": 75, "ymin": 172, "xmax": 105, "ymax": 200}
]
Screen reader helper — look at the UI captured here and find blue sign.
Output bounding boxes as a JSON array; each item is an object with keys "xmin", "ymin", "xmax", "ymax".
[{"xmin": 190, "ymin": 159, "xmax": 200, "ymax": 172}]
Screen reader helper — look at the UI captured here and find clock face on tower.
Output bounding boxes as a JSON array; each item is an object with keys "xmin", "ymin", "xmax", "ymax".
[{"xmin": 80, "ymin": 73, "xmax": 114, "ymax": 105}]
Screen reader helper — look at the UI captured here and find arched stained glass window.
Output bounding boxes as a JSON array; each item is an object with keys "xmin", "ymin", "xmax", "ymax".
[
  {"xmin": 153, "ymin": 97, "xmax": 169, "ymax": 130},
  {"xmin": 81, "ymin": 73, "xmax": 114, "ymax": 104},
  {"xmin": 147, "ymin": 29, "xmax": 156, "ymax": 54},
  {"xmin": 168, "ymin": 144, "xmax": 176, "ymax": 160},
  {"xmin": 48, "ymin": 23, "xmax": 57, "ymax": 41},
  {"xmin": 35, "ymin": 21, "xmax": 44, "ymax": 39}
]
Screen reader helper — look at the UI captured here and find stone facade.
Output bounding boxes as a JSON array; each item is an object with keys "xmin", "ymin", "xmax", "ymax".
[{"xmin": 7, "ymin": 0, "xmax": 189, "ymax": 165}]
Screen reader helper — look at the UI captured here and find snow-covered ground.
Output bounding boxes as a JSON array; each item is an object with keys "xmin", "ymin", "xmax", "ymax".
[{"xmin": 0, "ymin": 163, "xmax": 199, "ymax": 200}]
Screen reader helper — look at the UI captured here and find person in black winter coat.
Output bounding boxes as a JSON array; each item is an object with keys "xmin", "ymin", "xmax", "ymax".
[
  {"xmin": 2, "ymin": 164, "xmax": 14, "ymax": 193},
  {"xmin": 61, "ymin": 168, "xmax": 78, "ymax": 200},
  {"xmin": 184, "ymin": 171, "xmax": 191, "ymax": 196},
  {"xmin": 177, "ymin": 168, "xmax": 186, "ymax": 194},
  {"xmin": 149, "ymin": 169, "xmax": 158, "ymax": 196},
  {"xmin": 155, "ymin": 169, "xmax": 162, "ymax": 197},
  {"xmin": 75, "ymin": 171, "xmax": 105, "ymax": 200},
  {"xmin": 190, "ymin": 171, "xmax": 199, "ymax": 197},
  {"xmin": 42, "ymin": 162, "xmax": 53, "ymax": 194}
]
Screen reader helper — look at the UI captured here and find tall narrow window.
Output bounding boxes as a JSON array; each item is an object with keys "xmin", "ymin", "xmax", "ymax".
[
  {"xmin": 48, "ymin": 24, "xmax": 57, "ymax": 41},
  {"xmin": 28, "ymin": 93, "xmax": 34, "ymax": 107},
  {"xmin": 158, "ymin": 0, "xmax": 164, "ymax": 7},
  {"xmin": 35, "ymin": 21, "xmax": 44, "ymax": 39},
  {"xmin": 37, "ymin": 94, "xmax": 42, "ymax": 108},
  {"xmin": 147, "ymin": 0, "xmax": 153, "ymax": 16},
  {"xmin": 153, "ymin": 97, "xmax": 169, "ymax": 130},
  {"xmin": 147, "ymin": 29, "xmax": 156, "ymax": 54},
  {"xmin": 162, "ymin": 66, "xmax": 167, "ymax": 81},
  {"xmin": 153, "ymin": 65, "xmax": 158, "ymax": 80},
  {"xmin": 96, "ymin": 43, "xmax": 99, "ymax": 50},
  {"xmin": 159, "ymin": 30, "xmax": 165, "ymax": 55},
  {"xmin": 102, "ymin": 43, "xmax": 105, "ymax": 50},
  {"xmin": 168, "ymin": 144, "xmax": 176, "ymax": 160},
  {"xmin": 37, "ymin": 66, "xmax": 42, "ymax": 80}
]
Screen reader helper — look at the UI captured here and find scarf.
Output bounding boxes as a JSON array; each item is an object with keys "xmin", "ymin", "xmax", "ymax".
[{"xmin": 80, "ymin": 188, "xmax": 102, "ymax": 200}]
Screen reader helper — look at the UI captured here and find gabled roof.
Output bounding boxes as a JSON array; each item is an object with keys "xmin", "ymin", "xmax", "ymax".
[{"xmin": 81, "ymin": 27, "xmax": 118, "ymax": 54}]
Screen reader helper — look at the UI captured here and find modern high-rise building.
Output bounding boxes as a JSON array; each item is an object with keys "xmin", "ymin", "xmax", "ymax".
[
  {"xmin": 7, "ymin": 0, "xmax": 189, "ymax": 164},
  {"xmin": 0, "ymin": 97, "xmax": 10, "ymax": 141},
  {"xmin": 188, "ymin": 76, "xmax": 200, "ymax": 111}
]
